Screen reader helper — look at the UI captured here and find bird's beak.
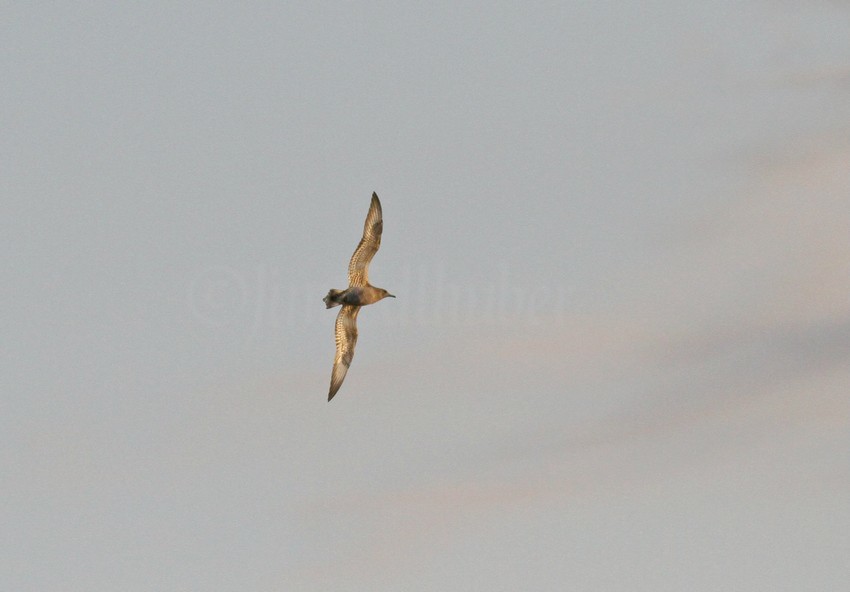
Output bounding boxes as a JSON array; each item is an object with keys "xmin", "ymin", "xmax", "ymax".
[{"xmin": 387, "ymin": 293, "xmax": 396, "ymax": 298}]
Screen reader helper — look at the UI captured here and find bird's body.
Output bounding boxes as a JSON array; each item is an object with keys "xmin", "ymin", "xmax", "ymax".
[
  {"xmin": 324, "ymin": 285, "xmax": 392, "ymax": 308},
  {"xmin": 325, "ymin": 193, "xmax": 394, "ymax": 401}
]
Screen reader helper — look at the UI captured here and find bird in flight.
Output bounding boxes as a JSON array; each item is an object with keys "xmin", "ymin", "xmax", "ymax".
[{"xmin": 323, "ymin": 192, "xmax": 395, "ymax": 401}]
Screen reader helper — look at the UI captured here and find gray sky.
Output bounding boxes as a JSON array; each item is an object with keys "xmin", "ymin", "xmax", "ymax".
[{"xmin": 3, "ymin": 2, "xmax": 849, "ymax": 590}]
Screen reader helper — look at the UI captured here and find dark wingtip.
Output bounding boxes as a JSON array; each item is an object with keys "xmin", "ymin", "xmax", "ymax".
[{"xmin": 328, "ymin": 384, "xmax": 340, "ymax": 401}]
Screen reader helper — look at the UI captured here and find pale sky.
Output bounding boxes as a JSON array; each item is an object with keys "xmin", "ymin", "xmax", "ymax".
[{"xmin": 3, "ymin": 2, "xmax": 849, "ymax": 590}]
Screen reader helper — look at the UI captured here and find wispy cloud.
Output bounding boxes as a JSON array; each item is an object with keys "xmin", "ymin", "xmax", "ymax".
[{"xmin": 288, "ymin": 133, "xmax": 850, "ymax": 583}]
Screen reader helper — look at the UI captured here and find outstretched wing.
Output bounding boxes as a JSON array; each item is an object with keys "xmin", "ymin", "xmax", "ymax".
[
  {"xmin": 328, "ymin": 305, "xmax": 359, "ymax": 401},
  {"xmin": 347, "ymin": 193, "xmax": 383, "ymax": 287}
]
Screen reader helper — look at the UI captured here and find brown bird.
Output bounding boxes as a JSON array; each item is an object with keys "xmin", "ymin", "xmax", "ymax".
[{"xmin": 323, "ymin": 192, "xmax": 395, "ymax": 401}]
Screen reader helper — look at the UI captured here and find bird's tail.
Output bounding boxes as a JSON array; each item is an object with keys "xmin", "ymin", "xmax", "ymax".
[{"xmin": 323, "ymin": 289, "xmax": 343, "ymax": 309}]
